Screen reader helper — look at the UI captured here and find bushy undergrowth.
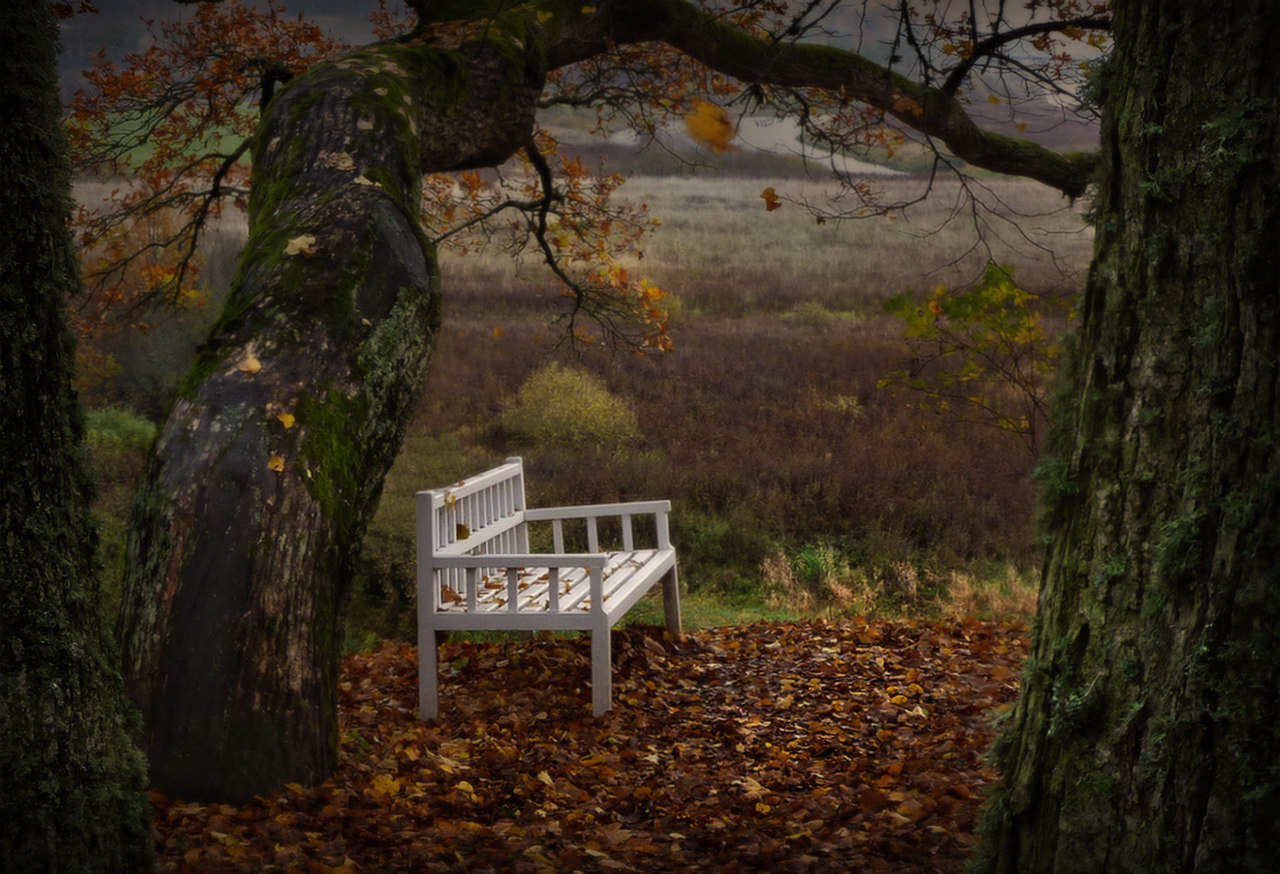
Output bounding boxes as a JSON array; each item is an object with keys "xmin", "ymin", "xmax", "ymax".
[
  {"xmin": 500, "ymin": 362, "xmax": 640, "ymax": 450},
  {"xmin": 84, "ymin": 407, "xmax": 156, "ymax": 619}
]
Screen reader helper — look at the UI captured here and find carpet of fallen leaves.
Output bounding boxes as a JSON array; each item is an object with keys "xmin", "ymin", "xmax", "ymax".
[{"xmin": 153, "ymin": 618, "xmax": 1026, "ymax": 873}]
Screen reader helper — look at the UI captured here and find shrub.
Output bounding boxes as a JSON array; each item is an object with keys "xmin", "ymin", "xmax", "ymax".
[
  {"xmin": 86, "ymin": 406, "xmax": 157, "ymax": 453},
  {"xmin": 501, "ymin": 362, "xmax": 640, "ymax": 450}
]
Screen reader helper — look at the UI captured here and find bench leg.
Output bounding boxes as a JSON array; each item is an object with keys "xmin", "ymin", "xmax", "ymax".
[
  {"xmin": 663, "ymin": 565, "xmax": 683, "ymax": 636},
  {"xmin": 419, "ymin": 627, "xmax": 442, "ymax": 720},
  {"xmin": 591, "ymin": 619, "xmax": 612, "ymax": 717}
]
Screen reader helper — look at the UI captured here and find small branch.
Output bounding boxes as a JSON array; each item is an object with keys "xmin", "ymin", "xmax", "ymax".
[{"xmin": 941, "ymin": 14, "xmax": 1111, "ymax": 95}]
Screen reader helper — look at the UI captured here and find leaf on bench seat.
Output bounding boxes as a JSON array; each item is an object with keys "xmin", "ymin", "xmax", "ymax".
[
  {"xmin": 456, "ymin": 522, "xmax": 470, "ymax": 540},
  {"xmin": 441, "ymin": 585, "xmax": 464, "ymax": 605}
]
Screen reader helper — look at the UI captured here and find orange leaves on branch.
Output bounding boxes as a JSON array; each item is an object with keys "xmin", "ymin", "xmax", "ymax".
[
  {"xmin": 67, "ymin": 0, "xmax": 345, "ymax": 334},
  {"xmin": 422, "ymin": 127, "xmax": 670, "ymax": 351}
]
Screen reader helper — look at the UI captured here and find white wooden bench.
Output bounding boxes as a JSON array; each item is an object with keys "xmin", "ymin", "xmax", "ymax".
[{"xmin": 416, "ymin": 457, "xmax": 681, "ymax": 718}]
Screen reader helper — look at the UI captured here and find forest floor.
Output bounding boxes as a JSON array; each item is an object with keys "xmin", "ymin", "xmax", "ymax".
[{"xmin": 152, "ymin": 618, "xmax": 1027, "ymax": 873}]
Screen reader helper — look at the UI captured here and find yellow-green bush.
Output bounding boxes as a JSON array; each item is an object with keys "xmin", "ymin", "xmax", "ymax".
[{"xmin": 501, "ymin": 362, "xmax": 640, "ymax": 450}]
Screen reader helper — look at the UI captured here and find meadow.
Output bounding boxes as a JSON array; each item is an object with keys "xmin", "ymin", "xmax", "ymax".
[{"xmin": 83, "ymin": 165, "xmax": 1094, "ymax": 642}]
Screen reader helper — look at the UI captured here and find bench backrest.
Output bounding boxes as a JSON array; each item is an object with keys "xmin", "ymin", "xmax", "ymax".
[{"xmin": 416, "ymin": 456, "xmax": 530, "ymax": 558}]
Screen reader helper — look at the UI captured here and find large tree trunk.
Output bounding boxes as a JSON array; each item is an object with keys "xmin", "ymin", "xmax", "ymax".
[
  {"xmin": 0, "ymin": 2, "xmax": 154, "ymax": 869},
  {"xmin": 118, "ymin": 34, "xmax": 539, "ymax": 801},
  {"xmin": 977, "ymin": 1, "xmax": 1280, "ymax": 870}
]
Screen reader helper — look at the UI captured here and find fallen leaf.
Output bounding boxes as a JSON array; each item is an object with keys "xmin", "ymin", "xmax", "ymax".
[
  {"xmin": 285, "ymin": 234, "xmax": 317, "ymax": 256},
  {"xmin": 238, "ymin": 353, "xmax": 261, "ymax": 374}
]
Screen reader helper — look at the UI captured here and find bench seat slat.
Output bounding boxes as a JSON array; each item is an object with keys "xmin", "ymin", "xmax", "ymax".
[{"xmin": 433, "ymin": 549, "xmax": 671, "ymax": 617}]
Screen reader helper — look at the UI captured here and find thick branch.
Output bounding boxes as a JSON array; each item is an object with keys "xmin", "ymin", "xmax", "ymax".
[{"xmin": 556, "ymin": 0, "xmax": 1098, "ymax": 198}]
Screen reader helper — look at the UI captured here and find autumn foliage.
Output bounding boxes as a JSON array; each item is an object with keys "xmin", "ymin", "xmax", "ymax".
[
  {"xmin": 66, "ymin": 1, "xmax": 342, "ymax": 334},
  {"xmin": 151, "ymin": 619, "xmax": 1025, "ymax": 872}
]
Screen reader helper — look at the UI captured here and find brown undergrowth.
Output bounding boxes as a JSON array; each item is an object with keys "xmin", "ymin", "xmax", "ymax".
[{"xmin": 153, "ymin": 618, "xmax": 1026, "ymax": 873}]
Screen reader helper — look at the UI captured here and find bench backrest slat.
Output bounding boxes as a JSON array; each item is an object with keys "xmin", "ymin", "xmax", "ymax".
[{"xmin": 418, "ymin": 456, "xmax": 528, "ymax": 556}]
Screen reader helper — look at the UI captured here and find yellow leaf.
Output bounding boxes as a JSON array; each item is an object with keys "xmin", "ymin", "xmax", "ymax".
[
  {"xmin": 755, "ymin": 802, "xmax": 772, "ymax": 814},
  {"xmin": 581, "ymin": 5, "xmax": 597, "ymax": 12},
  {"xmin": 268, "ymin": 455, "xmax": 285, "ymax": 472},
  {"xmin": 368, "ymin": 774, "xmax": 402, "ymax": 797},
  {"xmin": 537, "ymin": 10, "xmax": 552, "ymax": 23},
  {"xmin": 238, "ymin": 353, "xmax": 261, "ymax": 374},
  {"xmin": 1016, "ymin": 121, "xmax": 1028, "ymax": 133},
  {"xmin": 285, "ymin": 234, "xmax": 317, "ymax": 256},
  {"xmin": 492, "ymin": 325, "xmax": 505, "ymax": 339},
  {"xmin": 277, "ymin": 412, "xmax": 296, "ymax": 429},
  {"xmin": 987, "ymin": 94, "xmax": 1002, "ymax": 104},
  {"xmin": 538, "ymin": 770, "xmax": 554, "ymax": 785},
  {"xmin": 684, "ymin": 99, "xmax": 737, "ymax": 154},
  {"xmin": 455, "ymin": 780, "xmax": 476, "ymax": 795},
  {"xmin": 760, "ymin": 186, "xmax": 781, "ymax": 211}
]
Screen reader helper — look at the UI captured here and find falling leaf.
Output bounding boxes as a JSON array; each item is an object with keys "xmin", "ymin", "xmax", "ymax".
[
  {"xmin": 267, "ymin": 455, "xmax": 285, "ymax": 472},
  {"xmin": 987, "ymin": 94, "xmax": 1002, "ymax": 104},
  {"xmin": 277, "ymin": 412, "xmax": 296, "ymax": 429},
  {"xmin": 760, "ymin": 187, "xmax": 782, "ymax": 212},
  {"xmin": 492, "ymin": 325, "xmax": 505, "ymax": 339},
  {"xmin": 684, "ymin": 99, "xmax": 737, "ymax": 154},
  {"xmin": 285, "ymin": 234, "xmax": 317, "ymax": 256},
  {"xmin": 238, "ymin": 353, "xmax": 261, "ymax": 374}
]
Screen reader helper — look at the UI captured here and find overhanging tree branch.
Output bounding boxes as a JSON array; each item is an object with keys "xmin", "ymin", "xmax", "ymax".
[
  {"xmin": 550, "ymin": 0, "xmax": 1099, "ymax": 198},
  {"xmin": 940, "ymin": 13, "xmax": 1111, "ymax": 95}
]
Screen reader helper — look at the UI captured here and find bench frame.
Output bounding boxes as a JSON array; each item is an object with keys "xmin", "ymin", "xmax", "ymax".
[{"xmin": 416, "ymin": 457, "xmax": 681, "ymax": 718}]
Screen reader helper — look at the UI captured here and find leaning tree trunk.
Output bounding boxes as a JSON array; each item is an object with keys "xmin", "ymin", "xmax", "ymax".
[
  {"xmin": 976, "ymin": 1, "xmax": 1280, "ymax": 871},
  {"xmin": 118, "ymin": 32, "xmax": 539, "ymax": 801},
  {"xmin": 0, "ymin": 2, "xmax": 154, "ymax": 869}
]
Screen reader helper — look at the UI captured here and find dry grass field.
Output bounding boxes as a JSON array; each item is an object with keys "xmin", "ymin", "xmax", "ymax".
[
  {"xmin": 351, "ymin": 169, "xmax": 1093, "ymax": 638},
  {"xmin": 81, "ymin": 162, "xmax": 1093, "ymax": 636}
]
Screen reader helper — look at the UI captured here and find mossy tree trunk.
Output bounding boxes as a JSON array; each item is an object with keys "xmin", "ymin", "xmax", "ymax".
[
  {"xmin": 0, "ymin": 2, "xmax": 154, "ymax": 869},
  {"xmin": 117, "ymin": 29, "xmax": 540, "ymax": 801},
  {"xmin": 976, "ymin": 1, "xmax": 1280, "ymax": 870}
]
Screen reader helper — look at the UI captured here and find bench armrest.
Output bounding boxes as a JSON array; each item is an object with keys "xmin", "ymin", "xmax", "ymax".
[
  {"xmin": 523, "ymin": 500, "xmax": 671, "ymax": 521},
  {"xmin": 524, "ymin": 500, "xmax": 673, "ymax": 552},
  {"xmin": 427, "ymin": 553, "xmax": 607, "ymax": 570}
]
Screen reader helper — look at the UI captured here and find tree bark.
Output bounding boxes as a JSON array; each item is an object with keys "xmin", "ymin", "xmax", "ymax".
[
  {"xmin": 118, "ymin": 32, "xmax": 540, "ymax": 801},
  {"xmin": 976, "ymin": 1, "xmax": 1280, "ymax": 870},
  {"xmin": 0, "ymin": 2, "xmax": 154, "ymax": 869}
]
